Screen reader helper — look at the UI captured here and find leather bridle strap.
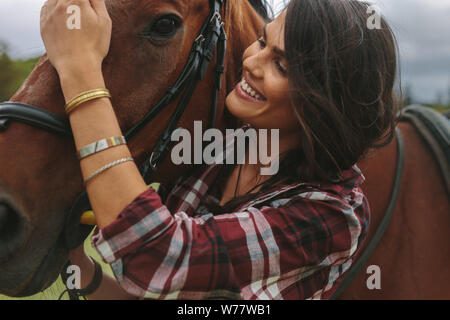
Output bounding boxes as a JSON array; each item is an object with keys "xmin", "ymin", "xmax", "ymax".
[
  {"xmin": 329, "ymin": 127, "xmax": 405, "ymax": 299},
  {"xmin": 0, "ymin": 101, "xmax": 71, "ymax": 136},
  {"xmin": 137, "ymin": 0, "xmax": 226, "ymax": 179}
]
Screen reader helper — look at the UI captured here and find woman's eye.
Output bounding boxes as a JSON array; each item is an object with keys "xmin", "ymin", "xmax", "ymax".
[
  {"xmin": 140, "ymin": 15, "xmax": 182, "ymax": 41},
  {"xmin": 258, "ymin": 38, "xmax": 266, "ymax": 49},
  {"xmin": 275, "ymin": 60, "xmax": 287, "ymax": 75}
]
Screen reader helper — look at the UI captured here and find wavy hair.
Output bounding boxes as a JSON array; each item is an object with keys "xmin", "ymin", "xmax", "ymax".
[{"xmin": 284, "ymin": 0, "xmax": 401, "ymax": 181}]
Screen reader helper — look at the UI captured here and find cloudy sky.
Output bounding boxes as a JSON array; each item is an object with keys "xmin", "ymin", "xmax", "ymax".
[{"xmin": 0, "ymin": 0, "xmax": 449, "ymax": 103}]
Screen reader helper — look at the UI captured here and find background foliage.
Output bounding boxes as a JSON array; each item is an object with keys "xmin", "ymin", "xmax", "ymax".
[{"xmin": 0, "ymin": 42, "xmax": 40, "ymax": 102}]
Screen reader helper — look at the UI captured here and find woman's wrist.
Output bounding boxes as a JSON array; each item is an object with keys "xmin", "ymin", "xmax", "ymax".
[
  {"xmin": 58, "ymin": 65, "xmax": 106, "ymax": 103},
  {"xmin": 68, "ymin": 251, "xmax": 96, "ymax": 290}
]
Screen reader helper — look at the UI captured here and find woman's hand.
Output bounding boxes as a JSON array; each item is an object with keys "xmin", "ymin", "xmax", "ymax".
[{"xmin": 40, "ymin": 0, "xmax": 112, "ymax": 77}]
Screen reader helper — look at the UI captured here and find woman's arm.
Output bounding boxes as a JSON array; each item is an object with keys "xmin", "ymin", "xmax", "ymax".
[
  {"xmin": 58, "ymin": 68, "xmax": 148, "ymax": 229},
  {"xmin": 90, "ymin": 185, "xmax": 369, "ymax": 299},
  {"xmin": 41, "ymin": 0, "xmax": 149, "ymax": 299},
  {"xmin": 40, "ymin": 0, "xmax": 147, "ymax": 229}
]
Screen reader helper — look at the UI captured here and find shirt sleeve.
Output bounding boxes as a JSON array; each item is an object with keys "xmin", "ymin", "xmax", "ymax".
[{"xmin": 91, "ymin": 186, "xmax": 369, "ymax": 300}]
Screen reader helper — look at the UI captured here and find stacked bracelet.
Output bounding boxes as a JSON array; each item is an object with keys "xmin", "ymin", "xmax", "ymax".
[
  {"xmin": 59, "ymin": 257, "xmax": 103, "ymax": 300},
  {"xmin": 78, "ymin": 136, "xmax": 127, "ymax": 160},
  {"xmin": 77, "ymin": 257, "xmax": 103, "ymax": 298},
  {"xmin": 84, "ymin": 157, "xmax": 134, "ymax": 185},
  {"xmin": 65, "ymin": 88, "xmax": 111, "ymax": 114}
]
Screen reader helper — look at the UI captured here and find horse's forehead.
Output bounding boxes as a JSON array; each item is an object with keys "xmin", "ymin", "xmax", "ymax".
[{"xmin": 108, "ymin": 0, "xmax": 204, "ymax": 15}]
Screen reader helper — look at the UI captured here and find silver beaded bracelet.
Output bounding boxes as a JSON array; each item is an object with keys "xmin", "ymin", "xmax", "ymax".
[
  {"xmin": 84, "ymin": 157, "xmax": 134, "ymax": 185},
  {"xmin": 78, "ymin": 136, "xmax": 127, "ymax": 160}
]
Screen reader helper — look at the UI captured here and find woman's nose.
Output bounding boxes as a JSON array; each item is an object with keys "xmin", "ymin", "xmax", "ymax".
[
  {"xmin": 243, "ymin": 46, "xmax": 265, "ymax": 79},
  {"xmin": 243, "ymin": 55, "xmax": 264, "ymax": 79}
]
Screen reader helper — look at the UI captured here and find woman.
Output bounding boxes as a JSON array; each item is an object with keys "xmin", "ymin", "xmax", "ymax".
[{"xmin": 40, "ymin": 0, "xmax": 399, "ymax": 299}]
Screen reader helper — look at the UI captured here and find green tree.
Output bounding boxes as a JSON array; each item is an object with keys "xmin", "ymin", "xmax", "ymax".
[
  {"xmin": 0, "ymin": 42, "xmax": 20, "ymax": 101},
  {"xmin": 0, "ymin": 41, "xmax": 40, "ymax": 101},
  {"xmin": 403, "ymin": 83, "xmax": 414, "ymax": 106}
]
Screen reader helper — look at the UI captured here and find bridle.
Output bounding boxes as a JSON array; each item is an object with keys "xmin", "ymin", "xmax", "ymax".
[{"xmin": 0, "ymin": 0, "xmax": 227, "ymax": 251}]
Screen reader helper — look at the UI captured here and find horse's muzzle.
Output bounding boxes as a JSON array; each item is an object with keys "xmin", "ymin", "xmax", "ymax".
[
  {"xmin": 0, "ymin": 197, "xmax": 29, "ymax": 264},
  {"xmin": 0, "ymin": 194, "xmax": 69, "ymax": 297}
]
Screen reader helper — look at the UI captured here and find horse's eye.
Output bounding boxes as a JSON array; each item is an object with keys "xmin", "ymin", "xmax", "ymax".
[
  {"xmin": 153, "ymin": 17, "xmax": 179, "ymax": 36},
  {"xmin": 141, "ymin": 15, "xmax": 182, "ymax": 41}
]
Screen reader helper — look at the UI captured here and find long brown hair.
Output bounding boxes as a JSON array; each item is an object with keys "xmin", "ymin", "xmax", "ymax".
[
  {"xmin": 284, "ymin": 0, "xmax": 400, "ymax": 181},
  {"xmin": 214, "ymin": 0, "xmax": 401, "ymax": 212}
]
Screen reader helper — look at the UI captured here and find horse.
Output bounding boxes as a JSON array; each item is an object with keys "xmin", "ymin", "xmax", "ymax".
[
  {"xmin": 1, "ymin": 0, "xmax": 449, "ymax": 300},
  {"xmin": 0, "ymin": 0, "xmax": 265, "ymax": 297},
  {"xmin": 339, "ymin": 108, "xmax": 450, "ymax": 299}
]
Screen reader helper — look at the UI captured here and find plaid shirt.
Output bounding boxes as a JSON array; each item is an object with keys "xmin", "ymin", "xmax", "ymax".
[{"xmin": 92, "ymin": 130, "xmax": 370, "ymax": 300}]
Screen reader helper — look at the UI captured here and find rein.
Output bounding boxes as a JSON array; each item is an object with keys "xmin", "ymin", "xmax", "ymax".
[
  {"xmin": 330, "ymin": 127, "xmax": 405, "ymax": 299},
  {"xmin": 0, "ymin": 0, "xmax": 227, "ymax": 251}
]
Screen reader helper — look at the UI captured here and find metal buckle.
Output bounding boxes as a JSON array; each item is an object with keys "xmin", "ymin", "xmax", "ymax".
[
  {"xmin": 149, "ymin": 151, "xmax": 160, "ymax": 171},
  {"xmin": 195, "ymin": 34, "xmax": 205, "ymax": 44},
  {"xmin": 210, "ymin": 11, "xmax": 221, "ymax": 23}
]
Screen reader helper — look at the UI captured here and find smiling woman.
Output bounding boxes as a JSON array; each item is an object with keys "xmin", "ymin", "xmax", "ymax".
[
  {"xmin": 0, "ymin": 0, "xmax": 448, "ymax": 302},
  {"xmin": 33, "ymin": 0, "xmax": 400, "ymax": 300},
  {"xmin": 0, "ymin": 0, "xmax": 401, "ymax": 300}
]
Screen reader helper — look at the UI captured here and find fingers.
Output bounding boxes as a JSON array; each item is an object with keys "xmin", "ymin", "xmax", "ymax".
[
  {"xmin": 40, "ymin": 0, "xmax": 50, "ymax": 23},
  {"xmin": 54, "ymin": 0, "xmax": 109, "ymax": 18},
  {"xmin": 89, "ymin": 0, "xmax": 109, "ymax": 17},
  {"xmin": 40, "ymin": 0, "xmax": 69, "ymax": 19},
  {"xmin": 40, "ymin": 1, "xmax": 48, "ymax": 17},
  {"xmin": 45, "ymin": 0, "xmax": 58, "ymax": 13}
]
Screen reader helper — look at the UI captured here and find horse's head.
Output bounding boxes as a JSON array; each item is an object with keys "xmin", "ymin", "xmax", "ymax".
[{"xmin": 0, "ymin": 0, "xmax": 263, "ymax": 297}]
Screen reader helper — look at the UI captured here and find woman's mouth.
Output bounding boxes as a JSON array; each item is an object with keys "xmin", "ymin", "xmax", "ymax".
[{"xmin": 235, "ymin": 78, "xmax": 267, "ymax": 102}]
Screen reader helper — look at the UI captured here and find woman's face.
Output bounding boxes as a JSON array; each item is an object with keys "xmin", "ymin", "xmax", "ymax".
[{"xmin": 226, "ymin": 11, "xmax": 298, "ymax": 133}]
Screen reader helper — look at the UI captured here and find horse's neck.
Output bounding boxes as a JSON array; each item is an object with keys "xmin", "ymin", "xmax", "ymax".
[{"xmin": 224, "ymin": 0, "xmax": 264, "ymax": 94}]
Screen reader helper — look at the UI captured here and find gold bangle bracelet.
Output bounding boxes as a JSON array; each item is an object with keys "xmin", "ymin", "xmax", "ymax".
[{"xmin": 65, "ymin": 88, "xmax": 111, "ymax": 114}]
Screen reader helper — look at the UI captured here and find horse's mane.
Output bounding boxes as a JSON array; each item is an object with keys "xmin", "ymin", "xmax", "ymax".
[{"xmin": 225, "ymin": 0, "xmax": 271, "ymax": 37}]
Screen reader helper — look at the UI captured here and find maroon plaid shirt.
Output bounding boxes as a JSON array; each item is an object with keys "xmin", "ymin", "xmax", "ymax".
[{"xmin": 92, "ymin": 135, "xmax": 370, "ymax": 300}]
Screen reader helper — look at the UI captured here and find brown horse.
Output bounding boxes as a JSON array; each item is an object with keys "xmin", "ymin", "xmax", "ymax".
[
  {"xmin": 1, "ymin": 0, "xmax": 449, "ymax": 300},
  {"xmin": 341, "ymin": 119, "xmax": 450, "ymax": 299},
  {"xmin": 0, "ymin": 0, "xmax": 264, "ymax": 297}
]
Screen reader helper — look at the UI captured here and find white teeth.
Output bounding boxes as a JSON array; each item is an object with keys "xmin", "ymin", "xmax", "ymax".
[{"xmin": 240, "ymin": 78, "xmax": 263, "ymax": 100}]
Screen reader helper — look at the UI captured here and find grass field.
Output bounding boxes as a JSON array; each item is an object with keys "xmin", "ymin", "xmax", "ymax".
[
  {"xmin": 0, "ymin": 231, "xmax": 114, "ymax": 300},
  {"xmin": 425, "ymin": 104, "xmax": 450, "ymax": 114}
]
